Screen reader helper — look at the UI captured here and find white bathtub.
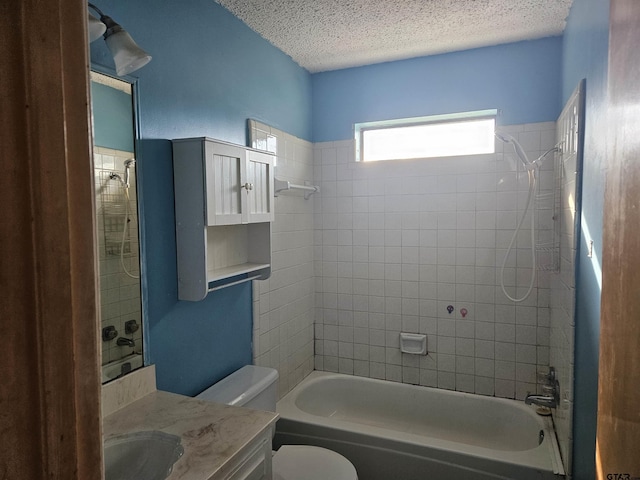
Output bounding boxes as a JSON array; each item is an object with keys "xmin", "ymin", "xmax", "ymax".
[
  {"xmin": 275, "ymin": 372, "xmax": 564, "ymax": 480},
  {"xmin": 101, "ymin": 353, "xmax": 143, "ymax": 383}
]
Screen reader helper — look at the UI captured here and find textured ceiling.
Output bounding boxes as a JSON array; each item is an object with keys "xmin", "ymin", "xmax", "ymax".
[{"xmin": 215, "ymin": 0, "xmax": 573, "ymax": 73}]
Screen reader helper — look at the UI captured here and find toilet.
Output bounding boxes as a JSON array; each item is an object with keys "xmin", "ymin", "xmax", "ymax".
[{"xmin": 196, "ymin": 366, "xmax": 358, "ymax": 480}]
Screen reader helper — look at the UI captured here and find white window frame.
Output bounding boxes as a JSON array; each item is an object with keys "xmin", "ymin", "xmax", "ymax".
[{"xmin": 354, "ymin": 109, "xmax": 498, "ymax": 163}]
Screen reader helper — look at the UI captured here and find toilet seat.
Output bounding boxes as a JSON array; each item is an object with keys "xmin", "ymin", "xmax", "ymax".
[{"xmin": 272, "ymin": 445, "xmax": 358, "ymax": 480}]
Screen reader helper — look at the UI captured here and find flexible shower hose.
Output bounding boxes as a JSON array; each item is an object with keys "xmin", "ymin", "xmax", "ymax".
[
  {"xmin": 499, "ymin": 145, "xmax": 558, "ymax": 303},
  {"xmin": 119, "ymin": 187, "xmax": 140, "ymax": 279},
  {"xmin": 499, "ymin": 166, "xmax": 537, "ymax": 303}
]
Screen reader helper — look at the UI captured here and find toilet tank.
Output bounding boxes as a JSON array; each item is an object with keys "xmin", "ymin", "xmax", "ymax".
[{"xmin": 196, "ymin": 365, "xmax": 279, "ymax": 412}]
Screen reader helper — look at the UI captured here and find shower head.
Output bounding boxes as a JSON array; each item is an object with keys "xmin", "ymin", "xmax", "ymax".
[
  {"xmin": 495, "ymin": 132, "xmax": 533, "ymax": 169},
  {"xmin": 109, "ymin": 172, "xmax": 125, "ymax": 184},
  {"xmin": 123, "ymin": 158, "xmax": 135, "ymax": 188}
]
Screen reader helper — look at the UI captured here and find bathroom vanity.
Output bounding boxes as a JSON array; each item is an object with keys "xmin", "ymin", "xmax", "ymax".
[{"xmin": 102, "ymin": 366, "xmax": 278, "ymax": 480}]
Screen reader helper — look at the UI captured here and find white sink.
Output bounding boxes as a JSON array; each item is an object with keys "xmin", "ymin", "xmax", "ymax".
[{"xmin": 104, "ymin": 431, "xmax": 183, "ymax": 480}]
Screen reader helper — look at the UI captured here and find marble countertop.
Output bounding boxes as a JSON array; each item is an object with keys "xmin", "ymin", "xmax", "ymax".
[{"xmin": 103, "ymin": 390, "xmax": 278, "ymax": 480}]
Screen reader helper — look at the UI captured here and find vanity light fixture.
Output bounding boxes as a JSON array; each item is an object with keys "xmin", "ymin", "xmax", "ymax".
[
  {"xmin": 88, "ymin": 3, "xmax": 152, "ymax": 76},
  {"xmin": 88, "ymin": 11, "xmax": 106, "ymax": 42}
]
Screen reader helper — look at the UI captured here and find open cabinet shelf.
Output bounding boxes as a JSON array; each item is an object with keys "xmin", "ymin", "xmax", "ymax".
[{"xmin": 207, "ymin": 263, "xmax": 271, "ymax": 283}]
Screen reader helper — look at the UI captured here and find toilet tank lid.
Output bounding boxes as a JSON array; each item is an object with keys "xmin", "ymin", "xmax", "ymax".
[{"xmin": 196, "ymin": 365, "xmax": 278, "ymax": 407}]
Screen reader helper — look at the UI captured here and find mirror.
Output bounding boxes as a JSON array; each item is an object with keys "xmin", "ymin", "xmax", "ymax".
[{"xmin": 90, "ymin": 70, "xmax": 144, "ymax": 383}]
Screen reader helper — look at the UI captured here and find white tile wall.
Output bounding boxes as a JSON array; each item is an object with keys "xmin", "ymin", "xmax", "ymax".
[
  {"xmin": 250, "ymin": 121, "xmax": 315, "ymax": 397},
  {"xmin": 246, "ymin": 119, "xmax": 579, "ymax": 437},
  {"xmin": 313, "ymin": 122, "xmax": 558, "ymax": 399},
  {"xmin": 94, "ymin": 147, "xmax": 142, "ymax": 365}
]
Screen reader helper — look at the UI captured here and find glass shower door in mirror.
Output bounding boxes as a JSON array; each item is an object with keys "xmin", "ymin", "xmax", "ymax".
[{"xmin": 91, "ymin": 71, "xmax": 143, "ymax": 382}]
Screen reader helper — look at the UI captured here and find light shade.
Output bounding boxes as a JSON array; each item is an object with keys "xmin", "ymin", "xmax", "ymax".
[
  {"xmin": 88, "ymin": 12, "xmax": 106, "ymax": 42},
  {"xmin": 104, "ymin": 28, "xmax": 152, "ymax": 76}
]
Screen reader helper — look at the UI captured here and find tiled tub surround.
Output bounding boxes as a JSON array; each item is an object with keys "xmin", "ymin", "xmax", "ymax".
[
  {"xmin": 313, "ymin": 122, "xmax": 558, "ymax": 400},
  {"xmin": 250, "ymin": 121, "xmax": 316, "ymax": 397},
  {"xmin": 94, "ymin": 146, "xmax": 142, "ymax": 365}
]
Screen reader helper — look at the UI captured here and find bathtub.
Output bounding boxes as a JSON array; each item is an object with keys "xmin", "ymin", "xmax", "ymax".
[{"xmin": 275, "ymin": 372, "xmax": 564, "ymax": 480}]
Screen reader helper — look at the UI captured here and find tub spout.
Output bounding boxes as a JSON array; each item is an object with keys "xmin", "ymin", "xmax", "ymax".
[
  {"xmin": 116, "ymin": 337, "xmax": 135, "ymax": 347},
  {"xmin": 524, "ymin": 394, "xmax": 557, "ymax": 409}
]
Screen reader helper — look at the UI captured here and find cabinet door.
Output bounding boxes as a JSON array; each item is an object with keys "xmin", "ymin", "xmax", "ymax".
[
  {"xmin": 245, "ymin": 149, "xmax": 274, "ymax": 223},
  {"xmin": 205, "ymin": 141, "xmax": 247, "ymax": 226}
]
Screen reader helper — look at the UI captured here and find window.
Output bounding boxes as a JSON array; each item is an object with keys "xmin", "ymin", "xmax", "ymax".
[{"xmin": 355, "ymin": 110, "xmax": 497, "ymax": 162}]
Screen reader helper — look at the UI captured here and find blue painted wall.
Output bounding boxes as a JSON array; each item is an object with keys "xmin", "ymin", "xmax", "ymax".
[
  {"xmin": 91, "ymin": 81, "xmax": 134, "ymax": 152},
  {"xmin": 90, "ymin": 0, "xmax": 312, "ymax": 395},
  {"xmin": 562, "ymin": 0, "xmax": 610, "ymax": 478},
  {"xmin": 311, "ymin": 37, "xmax": 563, "ymax": 142}
]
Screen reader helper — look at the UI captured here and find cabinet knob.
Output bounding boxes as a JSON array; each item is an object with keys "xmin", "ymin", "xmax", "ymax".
[{"xmin": 243, "ymin": 182, "xmax": 254, "ymax": 191}]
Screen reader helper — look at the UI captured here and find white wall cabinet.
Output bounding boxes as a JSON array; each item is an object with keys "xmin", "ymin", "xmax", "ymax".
[
  {"xmin": 204, "ymin": 141, "xmax": 274, "ymax": 225},
  {"xmin": 173, "ymin": 137, "xmax": 274, "ymax": 301}
]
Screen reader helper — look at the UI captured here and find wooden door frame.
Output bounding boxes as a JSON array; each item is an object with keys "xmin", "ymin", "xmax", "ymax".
[
  {"xmin": 0, "ymin": 1, "xmax": 102, "ymax": 478},
  {"xmin": 597, "ymin": 0, "xmax": 640, "ymax": 477}
]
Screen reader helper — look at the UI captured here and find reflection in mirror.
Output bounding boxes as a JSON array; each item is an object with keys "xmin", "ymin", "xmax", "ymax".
[{"xmin": 90, "ymin": 71, "xmax": 143, "ymax": 383}]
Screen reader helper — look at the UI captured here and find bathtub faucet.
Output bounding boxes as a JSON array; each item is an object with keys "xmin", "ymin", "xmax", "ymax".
[
  {"xmin": 524, "ymin": 367, "xmax": 560, "ymax": 408},
  {"xmin": 526, "ymin": 366, "xmax": 560, "ymax": 409},
  {"xmin": 524, "ymin": 394, "xmax": 557, "ymax": 409},
  {"xmin": 116, "ymin": 337, "xmax": 135, "ymax": 347}
]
